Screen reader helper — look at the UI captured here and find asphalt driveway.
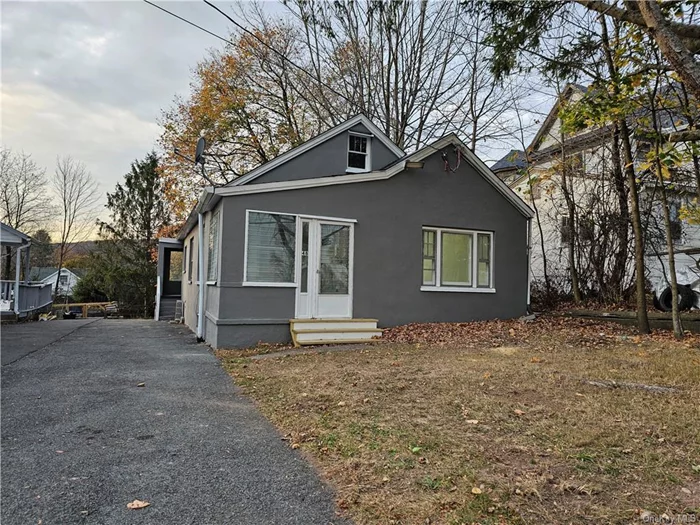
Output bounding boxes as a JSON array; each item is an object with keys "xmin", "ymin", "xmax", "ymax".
[
  {"xmin": 1, "ymin": 318, "xmax": 99, "ymax": 365},
  {"xmin": 1, "ymin": 319, "xmax": 347, "ymax": 525}
]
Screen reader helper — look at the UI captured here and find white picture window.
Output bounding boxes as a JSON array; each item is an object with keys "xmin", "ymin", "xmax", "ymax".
[
  {"xmin": 347, "ymin": 133, "xmax": 370, "ymax": 172},
  {"xmin": 421, "ymin": 227, "xmax": 494, "ymax": 292},
  {"xmin": 207, "ymin": 210, "xmax": 220, "ymax": 282},
  {"xmin": 245, "ymin": 211, "xmax": 297, "ymax": 284}
]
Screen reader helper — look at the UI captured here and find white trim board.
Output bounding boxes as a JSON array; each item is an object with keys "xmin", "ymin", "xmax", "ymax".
[
  {"xmin": 177, "ymin": 132, "xmax": 535, "ymax": 240},
  {"xmin": 228, "ymin": 115, "xmax": 405, "ymax": 187}
]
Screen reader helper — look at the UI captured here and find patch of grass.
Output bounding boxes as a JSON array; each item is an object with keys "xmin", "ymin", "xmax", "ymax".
[
  {"xmin": 218, "ymin": 318, "xmax": 700, "ymax": 524},
  {"xmin": 417, "ymin": 475, "xmax": 444, "ymax": 491}
]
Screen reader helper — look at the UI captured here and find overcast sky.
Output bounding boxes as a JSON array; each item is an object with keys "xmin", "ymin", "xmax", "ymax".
[
  {"xmin": 2, "ymin": 1, "xmax": 551, "ymax": 219},
  {"xmin": 1, "ymin": 1, "xmax": 249, "ymax": 205}
]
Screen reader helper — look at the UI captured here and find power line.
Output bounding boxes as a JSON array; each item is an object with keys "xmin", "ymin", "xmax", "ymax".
[
  {"xmin": 202, "ymin": 0, "xmax": 353, "ymax": 105},
  {"xmin": 142, "ymin": 0, "xmax": 232, "ymax": 45},
  {"xmin": 143, "ymin": 0, "xmax": 354, "ymax": 107}
]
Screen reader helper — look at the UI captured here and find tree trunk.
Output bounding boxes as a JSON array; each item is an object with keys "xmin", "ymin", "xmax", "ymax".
[
  {"xmin": 54, "ymin": 245, "xmax": 65, "ymax": 298},
  {"xmin": 637, "ymin": 0, "xmax": 700, "ymax": 101},
  {"xmin": 657, "ymin": 182, "xmax": 683, "ymax": 338},
  {"xmin": 559, "ymin": 144, "xmax": 582, "ymax": 303},
  {"xmin": 609, "ymin": 125, "xmax": 630, "ymax": 301},
  {"xmin": 619, "ymin": 120, "xmax": 651, "ymax": 333}
]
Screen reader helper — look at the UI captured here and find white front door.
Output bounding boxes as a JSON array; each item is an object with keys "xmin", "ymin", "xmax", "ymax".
[{"xmin": 296, "ymin": 219, "xmax": 353, "ymax": 319}]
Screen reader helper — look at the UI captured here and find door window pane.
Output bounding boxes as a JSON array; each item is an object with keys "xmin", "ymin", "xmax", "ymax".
[
  {"xmin": 246, "ymin": 212, "xmax": 296, "ymax": 283},
  {"xmin": 300, "ymin": 221, "xmax": 309, "ymax": 293},
  {"xmin": 169, "ymin": 251, "xmax": 183, "ymax": 282},
  {"xmin": 319, "ymin": 224, "xmax": 350, "ymax": 294},
  {"xmin": 441, "ymin": 232, "xmax": 472, "ymax": 286},
  {"xmin": 477, "ymin": 233, "xmax": 491, "ymax": 288}
]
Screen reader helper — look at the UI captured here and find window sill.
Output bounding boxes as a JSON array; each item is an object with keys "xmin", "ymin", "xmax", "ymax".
[
  {"xmin": 346, "ymin": 167, "xmax": 370, "ymax": 174},
  {"xmin": 206, "ymin": 281, "xmax": 217, "ymax": 286},
  {"xmin": 420, "ymin": 286, "xmax": 496, "ymax": 294},
  {"xmin": 242, "ymin": 281, "xmax": 297, "ymax": 288}
]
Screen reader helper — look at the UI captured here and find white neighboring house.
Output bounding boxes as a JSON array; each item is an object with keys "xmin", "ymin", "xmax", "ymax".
[
  {"xmin": 492, "ymin": 84, "xmax": 700, "ymax": 310},
  {"xmin": 30, "ymin": 267, "xmax": 85, "ymax": 297}
]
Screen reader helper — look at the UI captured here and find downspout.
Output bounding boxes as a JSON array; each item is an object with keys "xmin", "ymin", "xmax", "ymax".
[{"xmin": 196, "ymin": 212, "xmax": 205, "ymax": 342}]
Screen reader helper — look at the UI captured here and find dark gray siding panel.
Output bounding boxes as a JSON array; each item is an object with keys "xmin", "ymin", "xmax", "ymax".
[
  {"xmin": 214, "ymin": 324, "xmax": 291, "ymax": 348},
  {"xmin": 250, "ymin": 123, "xmax": 399, "ymax": 185},
  {"xmin": 217, "ymin": 285, "xmax": 295, "ymax": 321},
  {"xmin": 214, "ymin": 151, "xmax": 528, "ymax": 347}
]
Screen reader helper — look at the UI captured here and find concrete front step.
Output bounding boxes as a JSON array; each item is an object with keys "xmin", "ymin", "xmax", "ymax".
[{"xmin": 290, "ymin": 318, "xmax": 381, "ymax": 346}]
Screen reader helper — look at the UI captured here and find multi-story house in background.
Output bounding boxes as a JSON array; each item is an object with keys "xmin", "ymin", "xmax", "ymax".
[{"xmin": 493, "ymin": 84, "xmax": 700, "ymax": 311}]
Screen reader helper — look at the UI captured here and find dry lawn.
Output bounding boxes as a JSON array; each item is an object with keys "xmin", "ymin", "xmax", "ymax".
[{"xmin": 217, "ymin": 318, "xmax": 700, "ymax": 524}]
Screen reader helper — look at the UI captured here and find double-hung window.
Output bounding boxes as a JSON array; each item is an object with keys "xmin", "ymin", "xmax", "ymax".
[
  {"xmin": 245, "ymin": 211, "xmax": 297, "ymax": 284},
  {"xmin": 347, "ymin": 133, "xmax": 371, "ymax": 172},
  {"xmin": 188, "ymin": 237, "xmax": 194, "ymax": 281},
  {"xmin": 421, "ymin": 227, "xmax": 494, "ymax": 292},
  {"xmin": 207, "ymin": 210, "xmax": 220, "ymax": 282}
]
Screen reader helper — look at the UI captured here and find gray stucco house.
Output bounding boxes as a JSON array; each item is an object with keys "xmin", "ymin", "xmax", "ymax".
[{"xmin": 156, "ymin": 115, "xmax": 534, "ymax": 348}]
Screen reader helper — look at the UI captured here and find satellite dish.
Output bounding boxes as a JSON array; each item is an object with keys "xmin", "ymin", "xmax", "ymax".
[{"xmin": 194, "ymin": 137, "xmax": 206, "ymax": 165}]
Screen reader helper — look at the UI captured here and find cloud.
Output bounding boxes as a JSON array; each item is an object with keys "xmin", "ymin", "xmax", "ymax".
[{"xmin": 1, "ymin": 0, "xmax": 235, "ymax": 207}]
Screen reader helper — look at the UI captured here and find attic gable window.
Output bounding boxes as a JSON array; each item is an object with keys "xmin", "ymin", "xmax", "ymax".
[{"xmin": 347, "ymin": 133, "xmax": 371, "ymax": 173}]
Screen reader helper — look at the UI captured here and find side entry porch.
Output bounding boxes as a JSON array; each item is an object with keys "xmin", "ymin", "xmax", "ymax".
[{"xmin": 155, "ymin": 238, "xmax": 183, "ymax": 321}]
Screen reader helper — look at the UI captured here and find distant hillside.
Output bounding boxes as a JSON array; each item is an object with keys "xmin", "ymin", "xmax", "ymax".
[{"xmin": 52, "ymin": 241, "xmax": 96, "ymax": 256}]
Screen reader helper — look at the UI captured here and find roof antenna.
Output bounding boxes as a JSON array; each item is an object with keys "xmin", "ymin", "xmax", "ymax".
[{"xmin": 173, "ymin": 136, "xmax": 217, "ymax": 186}]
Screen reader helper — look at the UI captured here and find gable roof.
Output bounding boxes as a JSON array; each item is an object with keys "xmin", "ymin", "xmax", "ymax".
[
  {"xmin": 29, "ymin": 267, "xmax": 84, "ymax": 282},
  {"xmin": 228, "ymin": 114, "xmax": 406, "ymax": 187},
  {"xmin": 527, "ymin": 83, "xmax": 589, "ymax": 153},
  {"xmin": 491, "ymin": 150, "xmax": 528, "ymax": 173},
  {"xmin": 0, "ymin": 222, "xmax": 31, "ymax": 247},
  {"xmin": 197, "ymin": 134, "xmax": 531, "ymax": 214}
]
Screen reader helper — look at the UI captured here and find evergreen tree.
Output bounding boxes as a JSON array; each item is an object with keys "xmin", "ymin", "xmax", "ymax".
[
  {"xmin": 29, "ymin": 229, "xmax": 54, "ymax": 270},
  {"xmin": 75, "ymin": 152, "xmax": 169, "ymax": 317}
]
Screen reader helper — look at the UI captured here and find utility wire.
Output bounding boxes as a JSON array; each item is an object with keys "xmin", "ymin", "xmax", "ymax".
[
  {"xmin": 143, "ymin": 0, "xmax": 353, "ymax": 106},
  {"xmin": 201, "ymin": 0, "xmax": 353, "ymax": 105},
  {"xmin": 143, "ymin": 0, "xmax": 232, "ymax": 45}
]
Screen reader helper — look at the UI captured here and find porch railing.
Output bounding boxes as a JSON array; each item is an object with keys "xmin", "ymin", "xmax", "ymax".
[{"xmin": 0, "ymin": 280, "xmax": 53, "ymax": 313}]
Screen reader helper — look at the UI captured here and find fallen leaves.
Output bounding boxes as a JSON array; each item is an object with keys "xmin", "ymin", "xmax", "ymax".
[
  {"xmin": 381, "ymin": 315, "xmax": 700, "ymax": 349},
  {"xmin": 381, "ymin": 317, "xmax": 635, "ymax": 347},
  {"xmin": 126, "ymin": 499, "xmax": 150, "ymax": 510}
]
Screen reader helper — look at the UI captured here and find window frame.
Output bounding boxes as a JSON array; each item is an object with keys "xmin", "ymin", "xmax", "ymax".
[
  {"xmin": 243, "ymin": 209, "xmax": 299, "ymax": 288},
  {"xmin": 420, "ymin": 227, "xmax": 495, "ymax": 293},
  {"xmin": 243, "ymin": 209, "xmax": 358, "ymax": 288},
  {"xmin": 188, "ymin": 237, "xmax": 194, "ymax": 283},
  {"xmin": 206, "ymin": 209, "xmax": 221, "ymax": 285},
  {"xmin": 346, "ymin": 132, "xmax": 372, "ymax": 173}
]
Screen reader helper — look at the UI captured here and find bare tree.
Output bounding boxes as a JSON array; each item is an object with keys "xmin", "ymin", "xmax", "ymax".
[
  {"xmin": 52, "ymin": 156, "xmax": 100, "ymax": 297},
  {"xmin": 225, "ymin": 1, "xmax": 525, "ymax": 153},
  {"xmin": 0, "ymin": 148, "xmax": 54, "ymax": 277}
]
